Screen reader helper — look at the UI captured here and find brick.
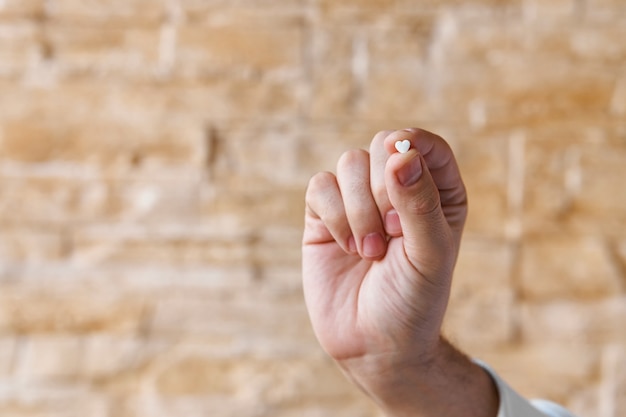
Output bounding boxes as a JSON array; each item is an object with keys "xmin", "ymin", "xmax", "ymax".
[
  {"xmin": 49, "ymin": 0, "xmax": 166, "ymax": 24},
  {"xmin": 82, "ymin": 335, "xmax": 161, "ymax": 379},
  {"xmin": 209, "ymin": 124, "xmax": 303, "ymax": 185},
  {"xmin": 365, "ymin": 16, "xmax": 436, "ymax": 62},
  {"xmin": 617, "ymin": 239, "xmax": 626, "ymax": 275},
  {"xmin": 179, "ymin": 2, "xmax": 306, "ymax": 24},
  {"xmin": 462, "ymin": 64, "xmax": 612, "ymax": 127},
  {"xmin": 169, "ymin": 78, "xmax": 302, "ymax": 121},
  {"xmin": 523, "ymin": 0, "xmax": 576, "ymax": 17},
  {"xmin": 614, "ymin": 360, "xmax": 626, "ymax": 416},
  {"xmin": 567, "ymin": 17, "xmax": 626, "ymax": 65},
  {"xmin": 72, "ymin": 232, "xmax": 252, "ymax": 267},
  {"xmin": 520, "ymin": 297, "xmax": 626, "ymax": 344},
  {"xmin": 0, "ymin": 178, "xmax": 96, "ymax": 224},
  {"xmin": 523, "ymin": 137, "xmax": 626, "ymax": 237},
  {"xmin": 74, "ymin": 81, "xmax": 300, "ymax": 131},
  {"xmin": 612, "ymin": 75, "xmax": 626, "ymax": 116},
  {"xmin": 149, "ymin": 296, "xmax": 318, "ymax": 354},
  {"xmin": 397, "ymin": 0, "xmax": 523, "ymax": 8},
  {"xmin": 435, "ymin": 19, "xmax": 525, "ymax": 66},
  {"xmin": 314, "ymin": 0, "xmax": 396, "ymax": 21},
  {"xmin": 600, "ymin": 345, "xmax": 626, "ymax": 417},
  {"xmin": 519, "ymin": 236, "xmax": 622, "ymax": 301},
  {"xmin": 255, "ymin": 266, "xmax": 305, "ymax": 299},
  {"xmin": 481, "ymin": 342, "xmax": 598, "ymax": 403},
  {"xmin": 49, "ymin": 263, "xmax": 257, "ymax": 292},
  {"xmin": 154, "ymin": 355, "xmax": 236, "ymax": 396},
  {"xmin": 521, "ymin": 136, "xmax": 582, "ymax": 236},
  {"xmin": 0, "ymin": 22, "xmax": 41, "ymax": 77},
  {"xmin": 436, "ymin": 20, "xmax": 617, "ymax": 126},
  {"xmin": 566, "ymin": 386, "xmax": 602, "ymax": 417},
  {"xmin": 46, "ymin": 23, "xmax": 161, "ymax": 79},
  {"xmin": 441, "ymin": 15, "xmax": 626, "ymax": 68},
  {"xmin": 0, "ymin": 406, "xmax": 106, "ymax": 417},
  {"xmin": 0, "ymin": 82, "xmax": 299, "ymax": 155},
  {"xmin": 0, "ymin": 0, "xmax": 44, "ymax": 18},
  {"xmin": 17, "ymin": 335, "xmax": 84, "ymax": 380},
  {"xmin": 585, "ymin": 0, "xmax": 626, "ymax": 14},
  {"xmin": 0, "ymin": 291, "xmax": 149, "ymax": 334},
  {"xmin": 574, "ymin": 144, "xmax": 626, "ymax": 229},
  {"xmin": 0, "ymin": 385, "xmax": 110, "ymax": 417},
  {"xmin": 251, "ymin": 227, "xmax": 304, "ymax": 267},
  {"xmin": 0, "ymin": 337, "xmax": 16, "ymax": 376},
  {"xmin": 361, "ymin": 36, "xmax": 434, "ymax": 122},
  {"xmin": 0, "ymin": 178, "xmax": 131, "ymax": 224},
  {"xmin": 309, "ymin": 19, "xmax": 437, "ymax": 123},
  {"xmin": 150, "ymin": 353, "xmax": 372, "ymax": 414},
  {"xmin": 241, "ymin": 356, "xmax": 368, "ymax": 408},
  {"xmin": 100, "ymin": 180, "xmax": 202, "ymax": 224},
  {"xmin": 272, "ymin": 407, "xmax": 379, "ymax": 417},
  {"xmin": 316, "ymin": 0, "xmax": 521, "ymax": 22},
  {"xmin": 0, "ymin": 110, "xmax": 206, "ymax": 174},
  {"xmin": 0, "ymin": 225, "xmax": 67, "ymax": 263},
  {"xmin": 308, "ymin": 27, "xmax": 357, "ymax": 120},
  {"xmin": 297, "ymin": 122, "xmax": 416, "ymax": 176},
  {"xmin": 175, "ymin": 21, "xmax": 303, "ymax": 78},
  {"xmin": 445, "ymin": 238, "xmax": 516, "ymax": 348},
  {"xmin": 77, "ymin": 223, "xmax": 306, "ymax": 294},
  {"xmin": 455, "ymin": 133, "xmax": 510, "ymax": 238},
  {"xmin": 201, "ymin": 183, "xmax": 306, "ymax": 233}
]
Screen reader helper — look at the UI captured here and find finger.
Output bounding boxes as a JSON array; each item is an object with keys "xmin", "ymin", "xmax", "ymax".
[
  {"xmin": 304, "ymin": 171, "xmax": 355, "ymax": 254},
  {"xmin": 385, "ymin": 149, "xmax": 455, "ymax": 280},
  {"xmin": 336, "ymin": 149, "xmax": 387, "ymax": 260},
  {"xmin": 369, "ymin": 130, "xmax": 403, "ymax": 237},
  {"xmin": 383, "ymin": 128, "xmax": 468, "ymax": 235}
]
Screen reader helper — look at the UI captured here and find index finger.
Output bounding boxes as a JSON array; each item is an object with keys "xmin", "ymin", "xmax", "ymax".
[{"xmin": 369, "ymin": 130, "xmax": 400, "ymax": 236}]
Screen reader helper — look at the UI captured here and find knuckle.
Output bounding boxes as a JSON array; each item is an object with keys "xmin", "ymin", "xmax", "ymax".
[
  {"xmin": 305, "ymin": 173, "xmax": 349, "ymax": 234},
  {"xmin": 376, "ymin": 129, "xmax": 395, "ymax": 137},
  {"xmin": 305, "ymin": 172, "xmax": 336, "ymax": 204},
  {"xmin": 323, "ymin": 207, "xmax": 347, "ymax": 228},
  {"xmin": 337, "ymin": 148, "xmax": 368, "ymax": 172},
  {"xmin": 370, "ymin": 130, "xmax": 395, "ymax": 154},
  {"xmin": 347, "ymin": 205, "xmax": 371, "ymax": 221},
  {"xmin": 373, "ymin": 129, "xmax": 395, "ymax": 142},
  {"xmin": 408, "ymin": 190, "xmax": 441, "ymax": 216},
  {"xmin": 337, "ymin": 150, "xmax": 370, "ymax": 195},
  {"xmin": 307, "ymin": 171, "xmax": 335, "ymax": 192}
]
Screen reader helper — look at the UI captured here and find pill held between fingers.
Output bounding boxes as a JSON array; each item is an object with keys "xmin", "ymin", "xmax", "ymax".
[{"xmin": 394, "ymin": 140, "xmax": 411, "ymax": 154}]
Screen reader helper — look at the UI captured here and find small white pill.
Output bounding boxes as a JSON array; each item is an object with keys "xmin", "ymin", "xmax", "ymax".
[{"xmin": 394, "ymin": 140, "xmax": 411, "ymax": 154}]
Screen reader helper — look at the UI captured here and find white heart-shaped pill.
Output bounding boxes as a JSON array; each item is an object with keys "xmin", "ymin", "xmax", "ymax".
[{"xmin": 395, "ymin": 139, "xmax": 411, "ymax": 154}]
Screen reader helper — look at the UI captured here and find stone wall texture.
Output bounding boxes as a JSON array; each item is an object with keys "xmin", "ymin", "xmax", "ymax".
[{"xmin": 0, "ymin": 0, "xmax": 625, "ymax": 416}]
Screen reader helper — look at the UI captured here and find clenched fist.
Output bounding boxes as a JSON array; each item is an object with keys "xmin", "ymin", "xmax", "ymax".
[{"xmin": 302, "ymin": 129, "xmax": 498, "ymax": 417}]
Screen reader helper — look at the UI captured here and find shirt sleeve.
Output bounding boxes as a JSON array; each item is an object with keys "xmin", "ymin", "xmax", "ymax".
[{"xmin": 474, "ymin": 360, "xmax": 579, "ymax": 417}]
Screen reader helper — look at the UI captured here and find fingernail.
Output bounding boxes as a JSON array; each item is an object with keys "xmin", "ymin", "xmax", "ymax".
[
  {"xmin": 396, "ymin": 153, "xmax": 422, "ymax": 187},
  {"xmin": 348, "ymin": 236, "xmax": 357, "ymax": 254},
  {"xmin": 362, "ymin": 232, "xmax": 386, "ymax": 258},
  {"xmin": 384, "ymin": 209, "xmax": 402, "ymax": 235}
]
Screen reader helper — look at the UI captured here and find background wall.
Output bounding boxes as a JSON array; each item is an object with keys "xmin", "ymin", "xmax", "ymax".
[{"xmin": 0, "ymin": 0, "xmax": 625, "ymax": 416}]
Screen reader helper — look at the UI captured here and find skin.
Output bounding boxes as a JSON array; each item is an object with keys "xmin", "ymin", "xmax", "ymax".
[{"xmin": 302, "ymin": 129, "xmax": 499, "ymax": 416}]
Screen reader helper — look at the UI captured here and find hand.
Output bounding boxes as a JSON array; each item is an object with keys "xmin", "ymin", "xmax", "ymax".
[
  {"xmin": 303, "ymin": 128, "xmax": 466, "ymax": 361},
  {"xmin": 302, "ymin": 129, "xmax": 497, "ymax": 416}
]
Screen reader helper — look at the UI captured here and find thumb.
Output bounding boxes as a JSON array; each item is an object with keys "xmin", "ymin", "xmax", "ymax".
[{"xmin": 385, "ymin": 149, "xmax": 455, "ymax": 278}]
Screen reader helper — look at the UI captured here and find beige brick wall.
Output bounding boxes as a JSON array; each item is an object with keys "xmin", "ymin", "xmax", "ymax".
[{"xmin": 0, "ymin": 0, "xmax": 624, "ymax": 416}]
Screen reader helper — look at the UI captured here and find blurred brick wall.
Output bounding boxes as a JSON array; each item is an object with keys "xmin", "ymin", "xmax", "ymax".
[{"xmin": 0, "ymin": 0, "xmax": 625, "ymax": 416}]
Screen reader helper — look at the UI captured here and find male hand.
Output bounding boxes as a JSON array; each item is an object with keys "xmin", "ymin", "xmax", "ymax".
[{"xmin": 302, "ymin": 129, "xmax": 498, "ymax": 416}]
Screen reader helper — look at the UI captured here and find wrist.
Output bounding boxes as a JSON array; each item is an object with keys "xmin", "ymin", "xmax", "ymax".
[{"xmin": 337, "ymin": 337, "xmax": 499, "ymax": 417}]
